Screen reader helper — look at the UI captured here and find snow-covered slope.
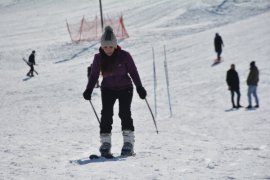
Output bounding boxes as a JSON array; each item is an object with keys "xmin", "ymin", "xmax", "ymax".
[{"xmin": 0, "ymin": 0, "xmax": 270, "ymax": 179}]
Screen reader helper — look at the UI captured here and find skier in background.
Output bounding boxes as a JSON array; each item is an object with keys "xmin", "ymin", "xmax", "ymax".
[
  {"xmin": 214, "ymin": 33, "xmax": 224, "ymax": 61},
  {"xmin": 83, "ymin": 26, "xmax": 147, "ymax": 157},
  {"xmin": 27, "ymin": 50, "xmax": 36, "ymax": 77},
  {"xmin": 226, "ymin": 64, "xmax": 242, "ymax": 108},
  {"xmin": 246, "ymin": 61, "xmax": 259, "ymax": 109}
]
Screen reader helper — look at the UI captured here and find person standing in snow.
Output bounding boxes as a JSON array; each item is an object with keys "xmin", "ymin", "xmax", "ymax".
[
  {"xmin": 226, "ymin": 64, "xmax": 242, "ymax": 108},
  {"xmin": 214, "ymin": 33, "xmax": 224, "ymax": 60},
  {"xmin": 27, "ymin": 50, "xmax": 36, "ymax": 77},
  {"xmin": 246, "ymin": 61, "xmax": 259, "ymax": 109},
  {"xmin": 83, "ymin": 26, "xmax": 147, "ymax": 157}
]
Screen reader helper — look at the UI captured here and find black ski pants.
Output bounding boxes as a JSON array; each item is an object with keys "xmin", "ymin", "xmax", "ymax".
[
  {"xmin": 216, "ymin": 50, "xmax": 222, "ymax": 59},
  {"xmin": 100, "ymin": 87, "xmax": 134, "ymax": 134},
  {"xmin": 230, "ymin": 89, "xmax": 241, "ymax": 107},
  {"xmin": 27, "ymin": 65, "xmax": 34, "ymax": 76}
]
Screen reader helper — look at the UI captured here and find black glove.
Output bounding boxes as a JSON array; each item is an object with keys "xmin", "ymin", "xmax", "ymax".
[
  {"xmin": 83, "ymin": 88, "xmax": 92, "ymax": 100},
  {"xmin": 136, "ymin": 86, "xmax": 147, "ymax": 99}
]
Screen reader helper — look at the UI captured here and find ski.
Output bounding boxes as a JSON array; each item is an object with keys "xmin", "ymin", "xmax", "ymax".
[
  {"xmin": 89, "ymin": 154, "xmax": 114, "ymax": 160},
  {"xmin": 211, "ymin": 58, "xmax": 224, "ymax": 66},
  {"xmin": 70, "ymin": 153, "xmax": 136, "ymax": 165},
  {"xmin": 89, "ymin": 153, "xmax": 136, "ymax": 160}
]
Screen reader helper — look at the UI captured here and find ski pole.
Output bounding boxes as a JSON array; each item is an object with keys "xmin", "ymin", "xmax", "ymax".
[
  {"xmin": 145, "ymin": 98, "xmax": 159, "ymax": 134},
  {"xmin": 89, "ymin": 100, "xmax": 100, "ymax": 124},
  {"xmin": 152, "ymin": 46, "xmax": 157, "ymax": 117},
  {"xmin": 163, "ymin": 45, "xmax": 172, "ymax": 117}
]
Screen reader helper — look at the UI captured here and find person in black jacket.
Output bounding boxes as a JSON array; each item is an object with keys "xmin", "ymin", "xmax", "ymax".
[
  {"xmin": 226, "ymin": 64, "xmax": 242, "ymax": 108},
  {"xmin": 214, "ymin": 33, "xmax": 224, "ymax": 60},
  {"xmin": 27, "ymin": 50, "xmax": 36, "ymax": 77},
  {"xmin": 246, "ymin": 61, "xmax": 259, "ymax": 108}
]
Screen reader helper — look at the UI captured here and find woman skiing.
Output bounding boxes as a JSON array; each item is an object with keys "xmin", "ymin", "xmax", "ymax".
[{"xmin": 83, "ymin": 26, "xmax": 147, "ymax": 157}]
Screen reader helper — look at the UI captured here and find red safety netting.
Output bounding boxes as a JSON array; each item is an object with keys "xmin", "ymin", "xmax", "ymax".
[{"xmin": 66, "ymin": 15, "xmax": 129, "ymax": 43}]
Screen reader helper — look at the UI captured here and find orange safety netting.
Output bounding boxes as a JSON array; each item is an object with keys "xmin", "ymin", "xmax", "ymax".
[{"xmin": 66, "ymin": 15, "xmax": 129, "ymax": 43}]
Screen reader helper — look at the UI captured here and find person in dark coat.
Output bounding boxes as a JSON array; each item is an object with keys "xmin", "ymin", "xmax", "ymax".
[
  {"xmin": 83, "ymin": 26, "xmax": 147, "ymax": 157},
  {"xmin": 226, "ymin": 64, "xmax": 242, "ymax": 108},
  {"xmin": 214, "ymin": 33, "xmax": 224, "ymax": 60},
  {"xmin": 246, "ymin": 61, "xmax": 259, "ymax": 108},
  {"xmin": 27, "ymin": 50, "xmax": 36, "ymax": 77}
]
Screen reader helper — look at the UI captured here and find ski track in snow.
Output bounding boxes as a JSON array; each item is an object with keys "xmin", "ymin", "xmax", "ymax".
[{"xmin": 0, "ymin": 0, "xmax": 270, "ymax": 179}]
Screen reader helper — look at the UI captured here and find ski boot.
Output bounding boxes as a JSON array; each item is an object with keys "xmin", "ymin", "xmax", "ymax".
[
  {"xmin": 99, "ymin": 142, "xmax": 113, "ymax": 158},
  {"xmin": 99, "ymin": 133, "xmax": 113, "ymax": 158},
  {"xmin": 121, "ymin": 130, "xmax": 135, "ymax": 156}
]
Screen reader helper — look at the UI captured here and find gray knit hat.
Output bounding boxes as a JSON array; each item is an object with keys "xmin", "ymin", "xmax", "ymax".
[{"xmin": 100, "ymin": 26, "xmax": 117, "ymax": 48}]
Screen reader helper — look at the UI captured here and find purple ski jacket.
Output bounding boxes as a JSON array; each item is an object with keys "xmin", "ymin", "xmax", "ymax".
[{"xmin": 86, "ymin": 47, "xmax": 142, "ymax": 92}]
